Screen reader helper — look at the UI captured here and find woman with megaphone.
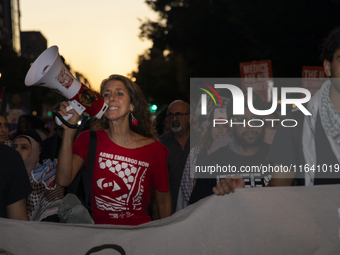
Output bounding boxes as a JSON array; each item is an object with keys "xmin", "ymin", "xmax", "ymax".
[{"xmin": 56, "ymin": 74, "xmax": 172, "ymax": 225}]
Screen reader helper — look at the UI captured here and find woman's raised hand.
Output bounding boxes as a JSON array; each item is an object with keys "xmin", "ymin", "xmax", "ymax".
[{"xmin": 57, "ymin": 101, "xmax": 81, "ymax": 130}]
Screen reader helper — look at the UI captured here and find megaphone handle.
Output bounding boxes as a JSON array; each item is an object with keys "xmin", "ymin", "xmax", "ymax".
[
  {"xmin": 54, "ymin": 111, "xmax": 78, "ymax": 129},
  {"xmin": 55, "ymin": 100, "xmax": 86, "ymax": 128}
]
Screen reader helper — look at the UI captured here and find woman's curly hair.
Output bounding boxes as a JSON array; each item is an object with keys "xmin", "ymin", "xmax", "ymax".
[{"xmin": 100, "ymin": 74, "xmax": 157, "ymax": 139}]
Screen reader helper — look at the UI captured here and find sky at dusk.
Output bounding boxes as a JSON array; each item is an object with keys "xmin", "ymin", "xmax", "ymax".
[{"xmin": 20, "ymin": 0, "xmax": 158, "ymax": 92}]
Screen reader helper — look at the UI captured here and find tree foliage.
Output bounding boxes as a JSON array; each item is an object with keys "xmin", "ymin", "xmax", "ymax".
[{"xmin": 133, "ymin": 0, "xmax": 340, "ymax": 106}]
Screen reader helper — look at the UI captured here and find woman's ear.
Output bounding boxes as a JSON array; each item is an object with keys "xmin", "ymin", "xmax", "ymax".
[{"xmin": 130, "ymin": 104, "xmax": 134, "ymax": 112}]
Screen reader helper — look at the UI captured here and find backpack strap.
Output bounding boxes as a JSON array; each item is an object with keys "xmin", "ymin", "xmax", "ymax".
[{"xmin": 83, "ymin": 130, "xmax": 97, "ymax": 210}]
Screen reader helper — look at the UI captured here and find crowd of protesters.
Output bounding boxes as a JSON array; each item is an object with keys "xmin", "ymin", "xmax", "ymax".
[{"xmin": 1, "ymin": 26, "xmax": 340, "ymax": 226}]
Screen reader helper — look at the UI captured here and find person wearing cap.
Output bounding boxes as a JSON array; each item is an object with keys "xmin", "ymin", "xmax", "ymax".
[
  {"xmin": 268, "ymin": 27, "xmax": 340, "ymax": 187},
  {"xmin": 176, "ymin": 107, "xmax": 230, "ymax": 211},
  {"xmin": 189, "ymin": 91, "xmax": 273, "ymax": 204}
]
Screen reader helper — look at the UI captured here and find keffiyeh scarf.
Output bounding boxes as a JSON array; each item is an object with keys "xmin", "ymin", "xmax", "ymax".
[{"xmin": 302, "ymin": 80, "xmax": 340, "ymax": 185}]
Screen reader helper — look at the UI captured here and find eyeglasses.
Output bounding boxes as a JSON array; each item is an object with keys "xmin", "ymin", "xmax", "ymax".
[{"xmin": 167, "ymin": 112, "xmax": 190, "ymax": 119}]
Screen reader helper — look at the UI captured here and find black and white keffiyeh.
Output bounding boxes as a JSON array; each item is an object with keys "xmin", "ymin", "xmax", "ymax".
[{"xmin": 302, "ymin": 80, "xmax": 340, "ymax": 185}]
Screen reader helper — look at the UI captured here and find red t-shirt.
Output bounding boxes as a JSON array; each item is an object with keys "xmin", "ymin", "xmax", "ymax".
[{"xmin": 73, "ymin": 130, "xmax": 170, "ymax": 225}]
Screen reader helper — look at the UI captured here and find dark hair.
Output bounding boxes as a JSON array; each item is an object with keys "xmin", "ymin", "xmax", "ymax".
[
  {"xmin": 321, "ymin": 27, "xmax": 340, "ymax": 62},
  {"xmin": 81, "ymin": 117, "xmax": 105, "ymax": 132},
  {"xmin": 100, "ymin": 75, "xmax": 157, "ymax": 139},
  {"xmin": 0, "ymin": 111, "xmax": 7, "ymax": 120}
]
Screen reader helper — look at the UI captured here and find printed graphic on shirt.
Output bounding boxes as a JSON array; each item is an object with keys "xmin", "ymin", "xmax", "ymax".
[
  {"xmin": 94, "ymin": 152, "xmax": 150, "ymax": 217},
  {"xmin": 216, "ymin": 173, "xmax": 272, "ymax": 187}
]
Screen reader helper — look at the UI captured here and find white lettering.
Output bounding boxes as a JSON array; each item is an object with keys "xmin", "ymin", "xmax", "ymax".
[
  {"xmin": 213, "ymin": 118, "xmax": 228, "ymax": 127},
  {"xmin": 281, "ymin": 88, "xmax": 311, "ymax": 115},
  {"xmin": 247, "ymin": 87, "xmax": 277, "ymax": 116},
  {"xmin": 99, "ymin": 152, "xmax": 113, "ymax": 159},
  {"xmin": 214, "ymin": 118, "xmax": 299, "ymax": 128},
  {"xmin": 281, "ymin": 119, "xmax": 298, "ymax": 127},
  {"xmin": 114, "ymin": 155, "xmax": 138, "ymax": 164},
  {"xmin": 243, "ymin": 63, "xmax": 269, "ymax": 74},
  {"xmin": 200, "ymin": 84, "xmax": 312, "ymax": 117},
  {"xmin": 138, "ymin": 161, "xmax": 149, "ymax": 167}
]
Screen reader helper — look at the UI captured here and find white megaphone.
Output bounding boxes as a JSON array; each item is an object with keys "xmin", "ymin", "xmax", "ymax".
[{"xmin": 25, "ymin": 45, "xmax": 108, "ymax": 128}]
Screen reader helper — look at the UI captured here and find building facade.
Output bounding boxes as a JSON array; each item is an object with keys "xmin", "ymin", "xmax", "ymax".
[
  {"xmin": 0, "ymin": 0, "xmax": 21, "ymax": 54},
  {"xmin": 20, "ymin": 31, "xmax": 47, "ymax": 63}
]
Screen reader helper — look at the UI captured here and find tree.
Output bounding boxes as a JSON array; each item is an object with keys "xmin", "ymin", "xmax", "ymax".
[{"xmin": 133, "ymin": 0, "xmax": 340, "ymax": 106}]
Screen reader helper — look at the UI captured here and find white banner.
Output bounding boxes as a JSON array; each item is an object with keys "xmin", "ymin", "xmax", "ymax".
[{"xmin": 1, "ymin": 185, "xmax": 340, "ymax": 254}]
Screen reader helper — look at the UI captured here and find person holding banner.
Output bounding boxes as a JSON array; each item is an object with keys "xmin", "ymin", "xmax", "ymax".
[
  {"xmin": 189, "ymin": 91, "xmax": 271, "ymax": 203},
  {"xmin": 56, "ymin": 74, "xmax": 172, "ymax": 226}
]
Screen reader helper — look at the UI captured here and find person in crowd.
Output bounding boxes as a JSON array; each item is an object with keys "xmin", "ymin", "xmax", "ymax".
[
  {"xmin": 21, "ymin": 129, "xmax": 51, "ymax": 164},
  {"xmin": 41, "ymin": 103, "xmax": 65, "ymax": 161},
  {"xmin": 269, "ymin": 26, "xmax": 340, "ymax": 186},
  {"xmin": 10, "ymin": 114, "xmax": 47, "ymax": 141},
  {"xmin": 7, "ymin": 93, "xmax": 30, "ymax": 131},
  {"xmin": 9, "ymin": 93, "xmax": 30, "ymax": 114},
  {"xmin": 176, "ymin": 107, "xmax": 230, "ymax": 211},
  {"xmin": 13, "ymin": 135, "xmax": 64, "ymax": 221},
  {"xmin": 0, "ymin": 143, "xmax": 32, "ymax": 220},
  {"xmin": 155, "ymin": 108, "xmax": 170, "ymax": 137},
  {"xmin": 189, "ymin": 92, "xmax": 272, "ymax": 204},
  {"xmin": 208, "ymin": 107, "xmax": 279, "ymax": 155},
  {"xmin": 41, "ymin": 126, "xmax": 51, "ymax": 138},
  {"xmin": 159, "ymin": 100, "xmax": 200, "ymax": 213},
  {"xmin": 56, "ymin": 74, "xmax": 171, "ymax": 226},
  {"xmin": 42, "ymin": 124, "xmax": 63, "ymax": 161},
  {"xmin": 0, "ymin": 112, "xmax": 12, "ymax": 147}
]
